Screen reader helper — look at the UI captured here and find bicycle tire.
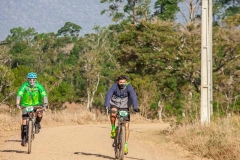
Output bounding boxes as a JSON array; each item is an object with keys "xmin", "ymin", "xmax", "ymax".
[
  {"xmin": 115, "ymin": 126, "xmax": 120, "ymax": 159},
  {"xmin": 119, "ymin": 124, "xmax": 126, "ymax": 160},
  {"xmin": 27, "ymin": 120, "xmax": 33, "ymax": 154}
]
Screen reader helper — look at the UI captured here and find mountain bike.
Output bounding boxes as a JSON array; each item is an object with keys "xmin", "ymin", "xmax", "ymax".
[
  {"xmin": 22, "ymin": 106, "xmax": 44, "ymax": 154},
  {"xmin": 112, "ymin": 110, "xmax": 129, "ymax": 160}
]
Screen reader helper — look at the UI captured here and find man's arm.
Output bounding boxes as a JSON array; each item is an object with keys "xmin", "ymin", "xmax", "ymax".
[
  {"xmin": 16, "ymin": 83, "xmax": 27, "ymax": 107},
  {"xmin": 104, "ymin": 84, "xmax": 116, "ymax": 108},
  {"xmin": 128, "ymin": 85, "xmax": 138, "ymax": 109},
  {"xmin": 16, "ymin": 96, "xmax": 21, "ymax": 108},
  {"xmin": 38, "ymin": 83, "xmax": 48, "ymax": 107}
]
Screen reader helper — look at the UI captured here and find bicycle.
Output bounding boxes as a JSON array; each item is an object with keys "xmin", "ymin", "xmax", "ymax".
[
  {"xmin": 111, "ymin": 110, "xmax": 129, "ymax": 160},
  {"xmin": 21, "ymin": 106, "xmax": 44, "ymax": 154}
]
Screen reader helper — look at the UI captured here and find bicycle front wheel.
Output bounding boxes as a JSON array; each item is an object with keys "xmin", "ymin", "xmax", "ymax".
[
  {"xmin": 27, "ymin": 120, "xmax": 33, "ymax": 154},
  {"xmin": 115, "ymin": 126, "xmax": 120, "ymax": 159},
  {"xmin": 119, "ymin": 124, "xmax": 126, "ymax": 160}
]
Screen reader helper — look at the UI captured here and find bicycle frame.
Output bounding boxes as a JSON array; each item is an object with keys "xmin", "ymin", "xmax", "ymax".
[
  {"xmin": 22, "ymin": 106, "xmax": 44, "ymax": 154},
  {"xmin": 26, "ymin": 107, "xmax": 36, "ymax": 140},
  {"xmin": 113, "ymin": 110, "xmax": 129, "ymax": 160}
]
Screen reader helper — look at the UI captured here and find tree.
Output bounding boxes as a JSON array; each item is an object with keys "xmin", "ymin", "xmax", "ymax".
[
  {"xmin": 178, "ymin": 0, "xmax": 201, "ymax": 24},
  {"xmin": 6, "ymin": 27, "xmax": 38, "ymax": 45},
  {"xmin": 116, "ymin": 20, "xmax": 190, "ymax": 118},
  {"xmin": 153, "ymin": 0, "xmax": 180, "ymax": 21},
  {"xmin": 34, "ymin": 32, "xmax": 56, "ymax": 53},
  {"xmin": 101, "ymin": 0, "xmax": 151, "ymax": 25},
  {"xmin": 211, "ymin": 24, "xmax": 240, "ymax": 115},
  {"xmin": 213, "ymin": 0, "xmax": 240, "ymax": 22},
  {"xmin": 0, "ymin": 48, "xmax": 15, "ymax": 104},
  {"xmin": 57, "ymin": 22, "xmax": 82, "ymax": 37},
  {"xmin": 69, "ymin": 25, "xmax": 121, "ymax": 111}
]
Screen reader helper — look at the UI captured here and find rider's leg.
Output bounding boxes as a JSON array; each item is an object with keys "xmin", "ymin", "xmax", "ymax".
[
  {"xmin": 110, "ymin": 107, "xmax": 118, "ymax": 138},
  {"xmin": 124, "ymin": 111, "xmax": 130, "ymax": 154},
  {"xmin": 35, "ymin": 110, "xmax": 43, "ymax": 134},
  {"xmin": 21, "ymin": 108, "xmax": 28, "ymax": 146},
  {"xmin": 125, "ymin": 122, "xmax": 130, "ymax": 143},
  {"xmin": 110, "ymin": 108, "xmax": 117, "ymax": 127},
  {"xmin": 21, "ymin": 118, "xmax": 27, "ymax": 140}
]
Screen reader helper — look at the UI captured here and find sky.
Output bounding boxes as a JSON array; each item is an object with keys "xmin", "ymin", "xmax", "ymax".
[{"xmin": 0, "ymin": 0, "xmax": 192, "ymax": 41}]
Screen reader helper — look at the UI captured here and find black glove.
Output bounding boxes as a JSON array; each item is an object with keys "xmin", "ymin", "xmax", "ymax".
[{"xmin": 133, "ymin": 108, "xmax": 140, "ymax": 112}]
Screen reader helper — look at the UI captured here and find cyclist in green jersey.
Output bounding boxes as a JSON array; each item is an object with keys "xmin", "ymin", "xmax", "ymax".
[{"xmin": 16, "ymin": 72, "xmax": 48, "ymax": 146}]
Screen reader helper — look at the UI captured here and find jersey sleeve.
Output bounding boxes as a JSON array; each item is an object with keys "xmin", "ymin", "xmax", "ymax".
[
  {"xmin": 104, "ymin": 83, "xmax": 116, "ymax": 107},
  {"xmin": 16, "ymin": 82, "xmax": 27, "ymax": 97},
  {"xmin": 128, "ymin": 85, "xmax": 138, "ymax": 109},
  {"xmin": 38, "ymin": 83, "xmax": 47, "ymax": 97}
]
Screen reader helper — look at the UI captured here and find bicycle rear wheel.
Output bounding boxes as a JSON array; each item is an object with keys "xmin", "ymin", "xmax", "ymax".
[
  {"xmin": 119, "ymin": 125, "xmax": 126, "ymax": 160},
  {"xmin": 27, "ymin": 120, "xmax": 33, "ymax": 154}
]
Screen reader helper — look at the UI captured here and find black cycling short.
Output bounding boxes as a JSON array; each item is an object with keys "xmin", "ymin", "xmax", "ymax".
[{"xmin": 110, "ymin": 106, "xmax": 130, "ymax": 122}]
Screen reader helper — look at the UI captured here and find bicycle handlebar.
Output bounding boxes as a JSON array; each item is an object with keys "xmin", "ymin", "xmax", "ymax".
[
  {"xmin": 109, "ymin": 110, "xmax": 133, "ymax": 114},
  {"xmin": 20, "ymin": 106, "xmax": 46, "ymax": 111}
]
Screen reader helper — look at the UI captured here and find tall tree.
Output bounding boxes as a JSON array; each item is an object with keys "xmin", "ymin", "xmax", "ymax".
[
  {"xmin": 213, "ymin": 0, "xmax": 240, "ymax": 22},
  {"xmin": 179, "ymin": 0, "xmax": 201, "ymax": 24},
  {"xmin": 101, "ymin": 0, "xmax": 151, "ymax": 25},
  {"xmin": 78, "ymin": 27, "xmax": 119, "ymax": 111},
  {"xmin": 57, "ymin": 22, "xmax": 82, "ymax": 37},
  {"xmin": 6, "ymin": 27, "xmax": 37, "ymax": 45},
  {"xmin": 153, "ymin": 0, "xmax": 180, "ymax": 21}
]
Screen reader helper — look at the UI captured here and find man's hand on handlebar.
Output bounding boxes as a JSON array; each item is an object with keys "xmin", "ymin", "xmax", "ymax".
[
  {"xmin": 133, "ymin": 108, "xmax": 140, "ymax": 112},
  {"xmin": 105, "ymin": 106, "xmax": 110, "ymax": 114},
  {"xmin": 15, "ymin": 104, "xmax": 21, "ymax": 110},
  {"xmin": 43, "ymin": 103, "xmax": 48, "ymax": 111}
]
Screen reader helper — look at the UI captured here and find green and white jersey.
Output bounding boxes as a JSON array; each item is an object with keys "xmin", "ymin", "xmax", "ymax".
[{"xmin": 17, "ymin": 81, "xmax": 47, "ymax": 107}]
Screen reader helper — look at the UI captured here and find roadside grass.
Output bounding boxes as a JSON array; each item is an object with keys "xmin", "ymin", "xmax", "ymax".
[
  {"xmin": 0, "ymin": 108, "xmax": 108, "ymax": 133},
  {"xmin": 169, "ymin": 116, "xmax": 240, "ymax": 160}
]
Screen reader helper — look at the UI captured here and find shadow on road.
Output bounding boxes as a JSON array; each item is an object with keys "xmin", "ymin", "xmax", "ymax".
[
  {"xmin": 4, "ymin": 140, "xmax": 21, "ymax": 143},
  {"xmin": 74, "ymin": 152, "xmax": 146, "ymax": 160},
  {"xmin": 74, "ymin": 152, "xmax": 115, "ymax": 159},
  {"xmin": 88, "ymin": 126, "xmax": 109, "ymax": 129},
  {"xmin": 126, "ymin": 156, "xmax": 145, "ymax": 160},
  {"xmin": 0, "ymin": 150, "xmax": 26, "ymax": 154}
]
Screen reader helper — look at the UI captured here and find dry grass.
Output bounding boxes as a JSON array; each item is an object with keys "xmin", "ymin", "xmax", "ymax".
[
  {"xmin": 169, "ymin": 116, "xmax": 240, "ymax": 160},
  {"xmin": 0, "ymin": 109, "xmax": 108, "ymax": 132},
  {"xmin": 0, "ymin": 102, "xmax": 156, "ymax": 133}
]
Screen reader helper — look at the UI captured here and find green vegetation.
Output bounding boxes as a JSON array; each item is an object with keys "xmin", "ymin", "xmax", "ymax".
[{"xmin": 0, "ymin": 1, "xmax": 240, "ymax": 122}]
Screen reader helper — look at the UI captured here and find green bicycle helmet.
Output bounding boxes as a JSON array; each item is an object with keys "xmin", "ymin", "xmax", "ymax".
[{"xmin": 27, "ymin": 72, "xmax": 37, "ymax": 79}]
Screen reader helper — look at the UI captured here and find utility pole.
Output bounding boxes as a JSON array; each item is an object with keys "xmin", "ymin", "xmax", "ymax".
[
  {"xmin": 201, "ymin": 0, "xmax": 212, "ymax": 124},
  {"xmin": 209, "ymin": 0, "xmax": 213, "ymax": 116}
]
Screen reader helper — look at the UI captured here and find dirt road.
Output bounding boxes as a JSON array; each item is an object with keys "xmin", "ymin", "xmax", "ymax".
[{"xmin": 0, "ymin": 123, "xmax": 202, "ymax": 160}]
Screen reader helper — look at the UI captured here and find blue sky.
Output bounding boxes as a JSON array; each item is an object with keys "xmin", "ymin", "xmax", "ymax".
[{"xmin": 0, "ymin": 0, "xmax": 192, "ymax": 41}]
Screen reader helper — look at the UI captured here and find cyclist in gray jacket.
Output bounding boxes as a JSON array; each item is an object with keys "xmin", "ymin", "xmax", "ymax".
[{"xmin": 104, "ymin": 75, "xmax": 140, "ymax": 154}]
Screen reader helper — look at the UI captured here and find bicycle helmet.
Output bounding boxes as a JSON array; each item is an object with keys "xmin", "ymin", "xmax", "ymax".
[{"xmin": 27, "ymin": 72, "xmax": 37, "ymax": 79}]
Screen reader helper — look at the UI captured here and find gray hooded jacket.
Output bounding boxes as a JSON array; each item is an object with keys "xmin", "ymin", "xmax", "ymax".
[{"xmin": 104, "ymin": 83, "xmax": 138, "ymax": 109}]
